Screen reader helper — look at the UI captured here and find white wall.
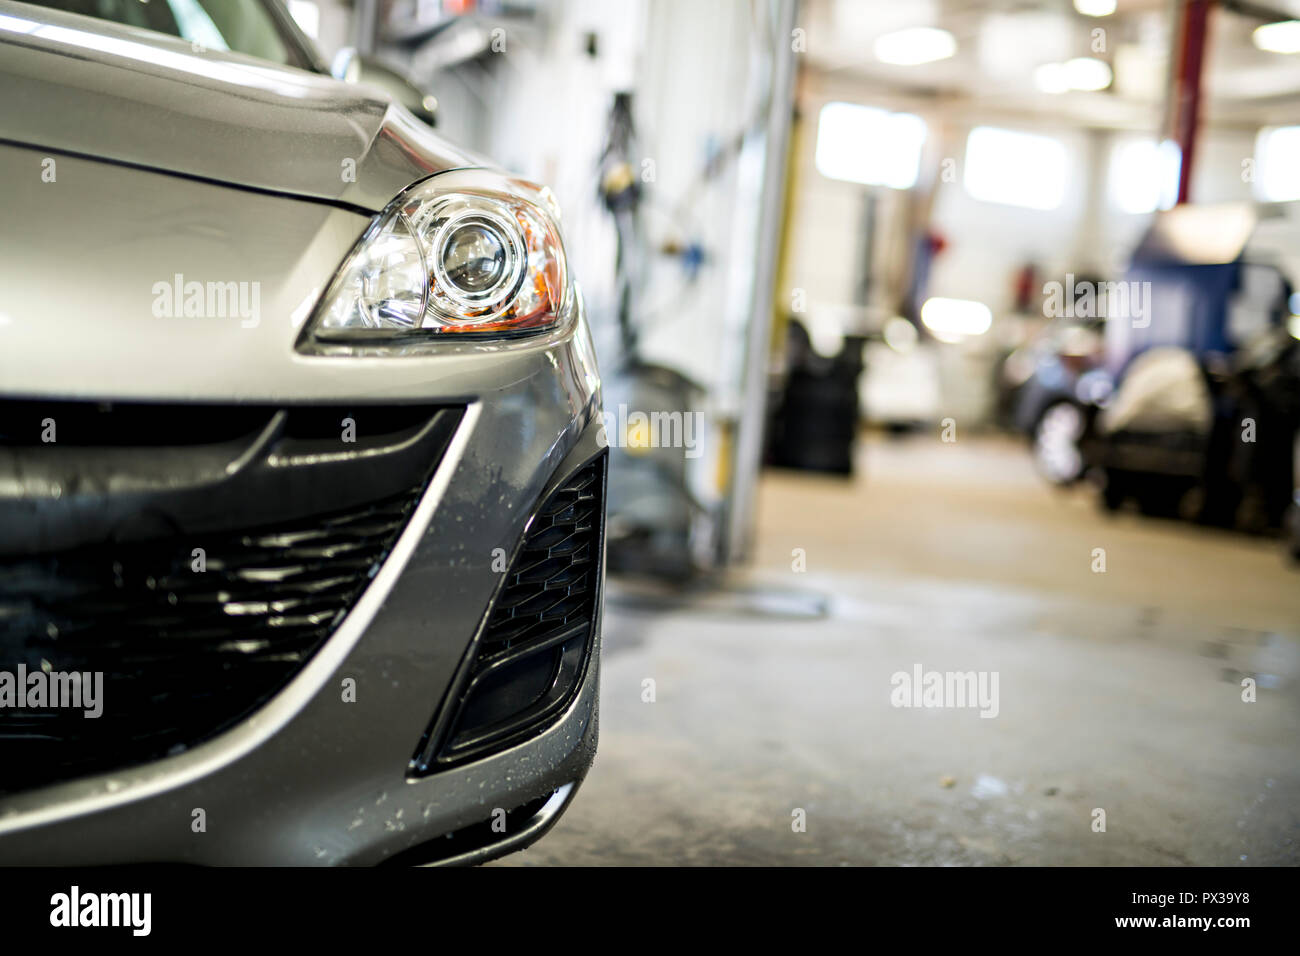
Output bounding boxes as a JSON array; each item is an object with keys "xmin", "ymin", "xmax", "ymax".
[
  {"xmin": 384, "ymin": 0, "xmax": 782, "ymax": 532},
  {"xmin": 927, "ymin": 126, "xmax": 1094, "ymax": 313},
  {"xmin": 788, "ymin": 70, "xmax": 1099, "ymax": 320},
  {"xmin": 1092, "ymin": 128, "xmax": 1258, "ymax": 275},
  {"xmin": 786, "ymin": 67, "xmax": 1266, "ymax": 327}
]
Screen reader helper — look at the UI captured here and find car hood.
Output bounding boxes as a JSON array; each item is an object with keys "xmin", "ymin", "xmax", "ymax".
[{"xmin": 0, "ymin": 1, "xmax": 485, "ymax": 213}]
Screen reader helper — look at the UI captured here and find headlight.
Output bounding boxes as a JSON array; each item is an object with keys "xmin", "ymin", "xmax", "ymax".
[{"xmin": 307, "ymin": 169, "xmax": 569, "ymax": 341}]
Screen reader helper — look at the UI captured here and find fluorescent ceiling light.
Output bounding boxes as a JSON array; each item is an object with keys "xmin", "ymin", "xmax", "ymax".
[
  {"xmin": 921, "ymin": 298, "xmax": 993, "ymax": 342},
  {"xmin": 814, "ymin": 102, "xmax": 928, "ymax": 189},
  {"xmin": 874, "ymin": 27, "xmax": 956, "ymax": 66},
  {"xmin": 1074, "ymin": 0, "xmax": 1117, "ymax": 16},
  {"xmin": 1064, "ymin": 57, "xmax": 1112, "ymax": 90},
  {"xmin": 1253, "ymin": 20, "xmax": 1300, "ymax": 54},
  {"xmin": 1035, "ymin": 58, "xmax": 1112, "ymax": 93}
]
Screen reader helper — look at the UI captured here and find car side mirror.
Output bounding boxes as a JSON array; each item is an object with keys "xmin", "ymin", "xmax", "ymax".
[{"xmin": 331, "ymin": 47, "xmax": 437, "ymax": 128}]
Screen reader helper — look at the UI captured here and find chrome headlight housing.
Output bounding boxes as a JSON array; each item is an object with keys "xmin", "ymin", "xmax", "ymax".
[{"xmin": 307, "ymin": 169, "xmax": 569, "ymax": 340}]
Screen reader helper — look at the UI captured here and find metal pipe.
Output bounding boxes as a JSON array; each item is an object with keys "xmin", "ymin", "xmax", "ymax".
[{"xmin": 1169, "ymin": 0, "xmax": 1212, "ymax": 205}]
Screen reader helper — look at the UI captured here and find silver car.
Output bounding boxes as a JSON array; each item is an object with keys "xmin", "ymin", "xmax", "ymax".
[{"xmin": 0, "ymin": 0, "xmax": 603, "ymax": 865}]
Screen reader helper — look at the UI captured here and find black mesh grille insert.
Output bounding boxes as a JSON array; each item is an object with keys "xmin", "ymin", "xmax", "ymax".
[
  {"xmin": 0, "ymin": 403, "xmax": 461, "ymax": 798},
  {"xmin": 411, "ymin": 451, "xmax": 605, "ymax": 773},
  {"xmin": 0, "ymin": 489, "xmax": 422, "ymax": 797},
  {"xmin": 479, "ymin": 460, "xmax": 603, "ymax": 657}
]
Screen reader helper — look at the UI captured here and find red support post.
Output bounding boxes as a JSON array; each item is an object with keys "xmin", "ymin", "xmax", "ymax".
[{"xmin": 1169, "ymin": 0, "xmax": 1212, "ymax": 205}]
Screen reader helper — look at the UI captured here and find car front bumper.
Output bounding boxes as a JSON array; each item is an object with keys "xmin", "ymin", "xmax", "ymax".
[
  {"xmin": 0, "ymin": 322, "xmax": 604, "ymax": 868},
  {"xmin": 0, "ymin": 145, "xmax": 604, "ymax": 863}
]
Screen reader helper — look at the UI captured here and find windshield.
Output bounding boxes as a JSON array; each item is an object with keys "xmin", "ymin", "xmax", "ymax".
[{"xmin": 23, "ymin": 0, "xmax": 307, "ymax": 68}]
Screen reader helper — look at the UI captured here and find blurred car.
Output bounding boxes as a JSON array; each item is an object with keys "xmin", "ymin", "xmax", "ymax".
[
  {"xmin": 1088, "ymin": 346, "xmax": 1213, "ymax": 516},
  {"xmin": 1002, "ymin": 316, "xmax": 1108, "ymax": 484},
  {"xmin": 1084, "ymin": 206, "xmax": 1298, "ymax": 526},
  {"xmin": 0, "ymin": 0, "xmax": 603, "ymax": 864}
]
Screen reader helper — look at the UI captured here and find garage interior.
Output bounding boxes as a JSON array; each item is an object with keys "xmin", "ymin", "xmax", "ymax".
[
  {"xmin": 513, "ymin": 436, "xmax": 1300, "ymax": 865},
  {"xmin": 24, "ymin": 0, "xmax": 1299, "ymax": 869},
  {"xmin": 309, "ymin": 0, "xmax": 1300, "ymax": 866}
]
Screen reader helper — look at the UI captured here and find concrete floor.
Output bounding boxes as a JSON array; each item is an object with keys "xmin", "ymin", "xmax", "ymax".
[{"xmin": 499, "ymin": 433, "xmax": 1300, "ymax": 865}]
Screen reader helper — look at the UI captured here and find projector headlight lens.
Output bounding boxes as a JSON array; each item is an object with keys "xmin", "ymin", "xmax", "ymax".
[
  {"xmin": 425, "ymin": 205, "xmax": 526, "ymax": 313},
  {"xmin": 307, "ymin": 169, "xmax": 569, "ymax": 340}
]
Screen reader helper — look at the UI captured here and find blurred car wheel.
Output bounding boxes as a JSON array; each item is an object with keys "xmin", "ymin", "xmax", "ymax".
[{"xmin": 1033, "ymin": 401, "xmax": 1086, "ymax": 485}]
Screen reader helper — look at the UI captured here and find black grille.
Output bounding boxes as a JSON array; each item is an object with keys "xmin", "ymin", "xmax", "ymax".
[
  {"xmin": 411, "ymin": 452, "xmax": 605, "ymax": 773},
  {"xmin": 0, "ymin": 402, "xmax": 461, "ymax": 797},
  {"xmin": 480, "ymin": 460, "xmax": 603, "ymax": 656},
  {"xmin": 0, "ymin": 489, "xmax": 423, "ymax": 796}
]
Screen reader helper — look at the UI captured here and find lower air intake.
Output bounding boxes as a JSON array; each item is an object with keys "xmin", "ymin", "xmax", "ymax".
[{"xmin": 411, "ymin": 451, "xmax": 606, "ymax": 773}]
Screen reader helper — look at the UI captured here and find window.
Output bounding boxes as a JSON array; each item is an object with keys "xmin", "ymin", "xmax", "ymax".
[
  {"xmin": 815, "ymin": 102, "xmax": 927, "ymax": 190},
  {"xmin": 962, "ymin": 126, "xmax": 1068, "ymax": 210},
  {"xmin": 1107, "ymin": 138, "xmax": 1181, "ymax": 214},
  {"xmin": 1254, "ymin": 126, "xmax": 1300, "ymax": 203},
  {"xmin": 23, "ymin": 0, "xmax": 296, "ymax": 67}
]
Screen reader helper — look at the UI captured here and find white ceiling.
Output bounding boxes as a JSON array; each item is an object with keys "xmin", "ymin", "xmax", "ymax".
[{"xmin": 801, "ymin": 0, "xmax": 1300, "ymax": 130}]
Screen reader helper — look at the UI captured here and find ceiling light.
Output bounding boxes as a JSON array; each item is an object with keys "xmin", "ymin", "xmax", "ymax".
[
  {"xmin": 1063, "ymin": 57, "xmax": 1113, "ymax": 90},
  {"xmin": 1074, "ymin": 0, "xmax": 1117, "ymax": 16},
  {"xmin": 874, "ymin": 27, "xmax": 957, "ymax": 66},
  {"xmin": 1253, "ymin": 20, "xmax": 1300, "ymax": 54},
  {"xmin": 1035, "ymin": 58, "xmax": 1112, "ymax": 93}
]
